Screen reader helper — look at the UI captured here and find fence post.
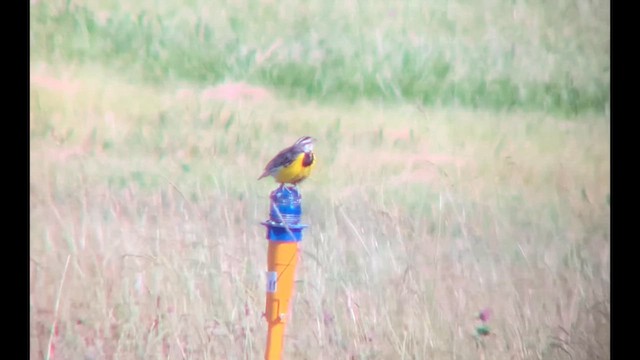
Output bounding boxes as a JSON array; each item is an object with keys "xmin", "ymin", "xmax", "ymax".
[{"xmin": 261, "ymin": 186, "xmax": 307, "ymax": 360}]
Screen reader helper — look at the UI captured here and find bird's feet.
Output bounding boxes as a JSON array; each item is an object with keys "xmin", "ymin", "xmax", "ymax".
[
  {"xmin": 277, "ymin": 184, "xmax": 298, "ymax": 193},
  {"xmin": 275, "ymin": 183, "xmax": 299, "ymax": 194}
]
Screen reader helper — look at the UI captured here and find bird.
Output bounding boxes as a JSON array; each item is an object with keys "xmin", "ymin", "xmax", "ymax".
[{"xmin": 258, "ymin": 136, "xmax": 316, "ymax": 189}]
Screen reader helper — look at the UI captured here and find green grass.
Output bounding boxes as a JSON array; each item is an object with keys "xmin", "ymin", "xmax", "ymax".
[
  {"xmin": 30, "ymin": 0, "xmax": 609, "ymax": 116},
  {"xmin": 30, "ymin": 65, "xmax": 609, "ymax": 359},
  {"xmin": 31, "ymin": 0, "xmax": 609, "ymax": 358}
]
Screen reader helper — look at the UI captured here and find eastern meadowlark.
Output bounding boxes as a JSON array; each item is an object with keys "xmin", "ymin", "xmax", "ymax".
[{"xmin": 258, "ymin": 136, "xmax": 316, "ymax": 188}]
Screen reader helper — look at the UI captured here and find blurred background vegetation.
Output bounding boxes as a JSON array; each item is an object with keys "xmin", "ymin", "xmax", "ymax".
[
  {"xmin": 31, "ymin": 0, "xmax": 609, "ymax": 116},
  {"xmin": 30, "ymin": 0, "xmax": 609, "ymax": 359}
]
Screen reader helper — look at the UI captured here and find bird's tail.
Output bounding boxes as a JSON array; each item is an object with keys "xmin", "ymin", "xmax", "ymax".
[{"xmin": 257, "ymin": 171, "xmax": 268, "ymax": 180}]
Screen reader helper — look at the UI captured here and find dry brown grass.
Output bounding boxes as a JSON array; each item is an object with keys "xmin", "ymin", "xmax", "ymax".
[{"xmin": 30, "ymin": 67, "xmax": 609, "ymax": 359}]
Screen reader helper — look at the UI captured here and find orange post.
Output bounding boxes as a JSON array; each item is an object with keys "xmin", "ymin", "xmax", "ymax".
[
  {"xmin": 261, "ymin": 186, "xmax": 307, "ymax": 360},
  {"xmin": 264, "ymin": 242, "xmax": 299, "ymax": 359}
]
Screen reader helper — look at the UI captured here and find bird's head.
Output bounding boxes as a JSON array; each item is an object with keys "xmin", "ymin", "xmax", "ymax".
[{"xmin": 294, "ymin": 136, "xmax": 316, "ymax": 152}]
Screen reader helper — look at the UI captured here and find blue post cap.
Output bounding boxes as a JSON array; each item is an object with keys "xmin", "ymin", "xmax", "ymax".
[{"xmin": 261, "ymin": 186, "xmax": 308, "ymax": 242}]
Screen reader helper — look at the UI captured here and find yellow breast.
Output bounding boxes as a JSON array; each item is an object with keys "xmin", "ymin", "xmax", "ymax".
[{"xmin": 274, "ymin": 152, "xmax": 316, "ymax": 184}]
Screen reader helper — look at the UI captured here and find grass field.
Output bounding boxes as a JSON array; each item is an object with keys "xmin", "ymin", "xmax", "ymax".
[
  {"xmin": 31, "ymin": 0, "xmax": 609, "ymax": 116},
  {"xmin": 30, "ymin": 0, "xmax": 609, "ymax": 359}
]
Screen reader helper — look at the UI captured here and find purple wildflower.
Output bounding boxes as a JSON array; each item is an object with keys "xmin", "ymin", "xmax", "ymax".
[{"xmin": 478, "ymin": 308, "xmax": 492, "ymax": 322}]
